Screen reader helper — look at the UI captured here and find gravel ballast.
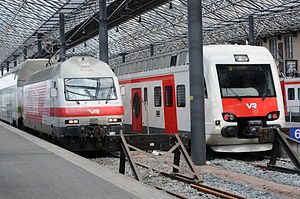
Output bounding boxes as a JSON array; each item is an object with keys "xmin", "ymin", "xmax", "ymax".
[
  {"xmin": 92, "ymin": 157, "xmax": 283, "ymax": 199},
  {"xmin": 210, "ymin": 158, "xmax": 300, "ymax": 187}
]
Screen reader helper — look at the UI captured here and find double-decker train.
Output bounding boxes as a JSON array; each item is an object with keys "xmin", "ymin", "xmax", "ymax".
[
  {"xmin": 115, "ymin": 45, "xmax": 285, "ymax": 152},
  {"xmin": 0, "ymin": 56, "xmax": 123, "ymax": 151}
]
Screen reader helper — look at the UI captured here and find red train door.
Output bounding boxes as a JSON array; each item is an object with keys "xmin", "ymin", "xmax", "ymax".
[
  {"xmin": 132, "ymin": 88, "xmax": 143, "ymax": 132},
  {"xmin": 163, "ymin": 80, "xmax": 178, "ymax": 134}
]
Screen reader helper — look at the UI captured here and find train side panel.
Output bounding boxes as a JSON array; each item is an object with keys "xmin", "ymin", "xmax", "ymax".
[
  {"xmin": 0, "ymin": 73, "xmax": 18, "ymax": 124},
  {"xmin": 23, "ymin": 79, "xmax": 52, "ymax": 133},
  {"xmin": 281, "ymin": 78, "xmax": 300, "ymax": 121},
  {"xmin": 120, "ymin": 77, "xmax": 166, "ymax": 133}
]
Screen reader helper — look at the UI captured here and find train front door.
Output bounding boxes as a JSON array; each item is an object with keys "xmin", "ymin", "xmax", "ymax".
[{"xmin": 131, "ymin": 88, "xmax": 143, "ymax": 132}]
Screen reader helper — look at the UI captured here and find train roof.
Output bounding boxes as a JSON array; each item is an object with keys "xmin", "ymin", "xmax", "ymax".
[
  {"xmin": 59, "ymin": 56, "xmax": 115, "ymax": 77},
  {"xmin": 204, "ymin": 45, "xmax": 269, "ymax": 53},
  {"xmin": 0, "ymin": 59, "xmax": 49, "ymax": 87},
  {"xmin": 114, "ymin": 45, "xmax": 275, "ymax": 76},
  {"xmin": 26, "ymin": 56, "xmax": 115, "ymax": 85},
  {"xmin": 203, "ymin": 45, "xmax": 273, "ymax": 63}
]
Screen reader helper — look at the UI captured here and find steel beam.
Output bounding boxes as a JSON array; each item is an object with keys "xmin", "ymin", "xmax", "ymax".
[
  {"xmin": 65, "ymin": 0, "xmax": 168, "ymax": 49},
  {"xmin": 121, "ymin": 53, "xmax": 126, "ymax": 63},
  {"xmin": 37, "ymin": 33, "xmax": 42, "ymax": 58},
  {"xmin": 23, "ymin": 46, "xmax": 27, "ymax": 60},
  {"xmin": 60, "ymin": 13, "xmax": 66, "ymax": 62},
  {"xmin": 99, "ymin": 0, "xmax": 109, "ymax": 63},
  {"xmin": 249, "ymin": 15, "xmax": 254, "ymax": 45},
  {"xmin": 188, "ymin": 0, "xmax": 206, "ymax": 165},
  {"xmin": 6, "ymin": 61, "xmax": 9, "ymax": 72},
  {"xmin": 150, "ymin": 44, "xmax": 154, "ymax": 56}
]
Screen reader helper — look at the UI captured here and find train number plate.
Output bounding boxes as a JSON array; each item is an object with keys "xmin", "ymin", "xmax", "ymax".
[
  {"xmin": 90, "ymin": 118, "xmax": 99, "ymax": 124},
  {"xmin": 289, "ymin": 128, "xmax": 300, "ymax": 141}
]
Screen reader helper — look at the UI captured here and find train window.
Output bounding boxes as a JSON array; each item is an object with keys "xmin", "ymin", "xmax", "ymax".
[
  {"xmin": 144, "ymin": 87, "xmax": 148, "ymax": 102},
  {"xmin": 298, "ymin": 88, "xmax": 300, "ymax": 100},
  {"xmin": 165, "ymin": 86, "xmax": 173, "ymax": 107},
  {"xmin": 177, "ymin": 85, "xmax": 186, "ymax": 107},
  {"xmin": 217, "ymin": 64, "xmax": 276, "ymax": 99},
  {"xmin": 64, "ymin": 78, "xmax": 117, "ymax": 101},
  {"xmin": 288, "ymin": 88, "xmax": 295, "ymax": 100},
  {"xmin": 284, "ymin": 35, "xmax": 293, "ymax": 59},
  {"xmin": 154, "ymin": 87, "xmax": 161, "ymax": 107},
  {"xmin": 170, "ymin": 55, "xmax": 177, "ymax": 67}
]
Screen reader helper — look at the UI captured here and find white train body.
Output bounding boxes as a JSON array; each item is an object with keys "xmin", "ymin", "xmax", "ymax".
[
  {"xmin": 0, "ymin": 59, "xmax": 49, "ymax": 125},
  {"xmin": 281, "ymin": 77, "xmax": 300, "ymax": 121},
  {"xmin": 0, "ymin": 56, "xmax": 123, "ymax": 151},
  {"xmin": 116, "ymin": 45, "xmax": 285, "ymax": 152}
]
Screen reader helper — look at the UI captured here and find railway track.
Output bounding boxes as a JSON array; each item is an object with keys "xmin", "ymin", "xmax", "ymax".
[
  {"xmin": 210, "ymin": 152, "xmax": 300, "ymax": 175},
  {"xmin": 135, "ymin": 162, "xmax": 247, "ymax": 199},
  {"xmin": 252, "ymin": 163, "xmax": 300, "ymax": 175}
]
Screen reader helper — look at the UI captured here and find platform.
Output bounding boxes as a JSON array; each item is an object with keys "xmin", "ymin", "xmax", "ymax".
[{"xmin": 0, "ymin": 121, "xmax": 173, "ymax": 199}]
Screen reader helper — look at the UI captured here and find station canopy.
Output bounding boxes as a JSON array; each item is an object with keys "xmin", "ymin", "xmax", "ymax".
[{"xmin": 1, "ymin": 0, "xmax": 300, "ymax": 68}]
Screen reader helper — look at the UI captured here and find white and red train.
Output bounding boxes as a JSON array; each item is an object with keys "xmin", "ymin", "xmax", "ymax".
[
  {"xmin": 281, "ymin": 77, "xmax": 300, "ymax": 121},
  {"xmin": 115, "ymin": 45, "xmax": 285, "ymax": 152},
  {"xmin": 0, "ymin": 56, "xmax": 123, "ymax": 151}
]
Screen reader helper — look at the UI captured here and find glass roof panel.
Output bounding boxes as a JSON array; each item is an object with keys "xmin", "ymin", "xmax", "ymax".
[
  {"xmin": 2, "ymin": 0, "xmax": 300, "ymax": 68},
  {"xmin": 0, "ymin": 0, "xmax": 86, "ymax": 66},
  {"xmin": 68, "ymin": 0, "xmax": 300, "ymax": 65}
]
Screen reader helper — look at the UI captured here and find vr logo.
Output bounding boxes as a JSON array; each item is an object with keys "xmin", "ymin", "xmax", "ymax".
[
  {"xmin": 88, "ymin": 109, "xmax": 100, "ymax": 114},
  {"xmin": 245, "ymin": 103, "xmax": 257, "ymax": 109}
]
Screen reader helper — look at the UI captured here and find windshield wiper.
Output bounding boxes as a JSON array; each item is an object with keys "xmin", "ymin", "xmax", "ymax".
[
  {"xmin": 105, "ymin": 86, "xmax": 115, "ymax": 104},
  {"xmin": 262, "ymin": 86, "xmax": 268, "ymax": 101},
  {"xmin": 84, "ymin": 89, "xmax": 95, "ymax": 99},
  {"xmin": 65, "ymin": 89, "xmax": 90, "ymax": 104},
  {"xmin": 227, "ymin": 88, "xmax": 242, "ymax": 101}
]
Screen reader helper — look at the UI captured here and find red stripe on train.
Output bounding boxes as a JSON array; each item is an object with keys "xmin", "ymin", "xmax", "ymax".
[
  {"xmin": 222, "ymin": 97, "xmax": 278, "ymax": 117},
  {"xmin": 119, "ymin": 75, "xmax": 174, "ymax": 85},
  {"xmin": 51, "ymin": 106, "xmax": 124, "ymax": 117},
  {"xmin": 25, "ymin": 106, "xmax": 124, "ymax": 118},
  {"xmin": 282, "ymin": 81, "xmax": 300, "ymax": 85}
]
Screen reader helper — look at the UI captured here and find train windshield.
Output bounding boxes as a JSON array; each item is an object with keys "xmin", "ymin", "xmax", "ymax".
[
  {"xmin": 64, "ymin": 78, "xmax": 117, "ymax": 101},
  {"xmin": 216, "ymin": 64, "xmax": 276, "ymax": 98}
]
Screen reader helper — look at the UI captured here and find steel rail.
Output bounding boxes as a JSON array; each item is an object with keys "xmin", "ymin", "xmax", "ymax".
[
  {"xmin": 155, "ymin": 186, "xmax": 187, "ymax": 199},
  {"xmin": 252, "ymin": 163, "xmax": 300, "ymax": 175},
  {"xmin": 135, "ymin": 162, "xmax": 247, "ymax": 199}
]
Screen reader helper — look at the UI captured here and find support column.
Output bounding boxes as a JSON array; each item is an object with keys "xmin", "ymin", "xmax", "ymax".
[
  {"xmin": 14, "ymin": 59, "xmax": 17, "ymax": 67},
  {"xmin": 249, "ymin": 15, "xmax": 254, "ymax": 45},
  {"xmin": 99, "ymin": 0, "xmax": 108, "ymax": 63},
  {"xmin": 150, "ymin": 44, "xmax": 154, "ymax": 56},
  {"xmin": 23, "ymin": 46, "xmax": 27, "ymax": 60},
  {"xmin": 60, "ymin": 13, "xmax": 66, "ymax": 62},
  {"xmin": 188, "ymin": 0, "xmax": 206, "ymax": 165},
  {"xmin": 1, "ymin": 66, "xmax": 3, "ymax": 76},
  {"xmin": 37, "ymin": 33, "xmax": 43, "ymax": 57},
  {"xmin": 6, "ymin": 61, "xmax": 9, "ymax": 72},
  {"xmin": 121, "ymin": 53, "xmax": 126, "ymax": 63}
]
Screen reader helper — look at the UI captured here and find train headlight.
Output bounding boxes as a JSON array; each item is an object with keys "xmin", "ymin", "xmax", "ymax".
[
  {"xmin": 222, "ymin": 113, "xmax": 237, "ymax": 122},
  {"xmin": 234, "ymin": 54, "xmax": 249, "ymax": 62},
  {"xmin": 65, "ymin": 119, "xmax": 79, "ymax": 124},
  {"xmin": 108, "ymin": 118, "xmax": 122, "ymax": 123},
  {"xmin": 266, "ymin": 111, "xmax": 280, "ymax": 121}
]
